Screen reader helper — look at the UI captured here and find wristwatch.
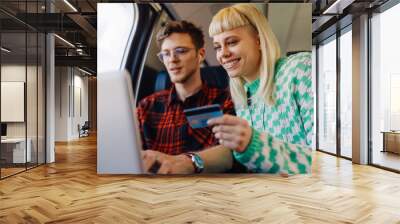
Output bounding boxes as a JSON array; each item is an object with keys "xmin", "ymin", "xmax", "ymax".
[{"xmin": 185, "ymin": 152, "xmax": 204, "ymax": 173}]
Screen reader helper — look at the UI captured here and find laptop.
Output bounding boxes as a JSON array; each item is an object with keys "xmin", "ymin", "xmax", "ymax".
[{"xmin": 97, "ymin": 70, "xmax": 144, "ymax": 174}]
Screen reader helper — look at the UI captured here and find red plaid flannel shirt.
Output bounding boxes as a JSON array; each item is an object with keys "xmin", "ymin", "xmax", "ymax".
[{"xmin": 137, "ymin": 84, "xmax": 234, "ymax": 155}]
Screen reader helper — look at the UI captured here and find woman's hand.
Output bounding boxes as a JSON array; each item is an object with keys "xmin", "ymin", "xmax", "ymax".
[{"xmin": 207, "ymin": 115, "xmax": 252, "ymax": 153}]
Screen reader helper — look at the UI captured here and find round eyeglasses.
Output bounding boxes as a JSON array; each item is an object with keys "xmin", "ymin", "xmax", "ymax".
[{"xmin": 157, "ymin": 47, "xmax": 195, "ymax": 62}]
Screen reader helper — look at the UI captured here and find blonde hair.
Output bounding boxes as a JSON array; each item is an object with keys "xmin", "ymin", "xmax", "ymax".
[{"xmin": 209, "ymin": 4, "xmax": 281, "ymax": 107}]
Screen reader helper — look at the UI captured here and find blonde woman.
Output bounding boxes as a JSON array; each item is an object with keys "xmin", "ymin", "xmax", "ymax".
[{"xmin": 207, "ymin": 4, "xmax": 314, "ymax": 174}]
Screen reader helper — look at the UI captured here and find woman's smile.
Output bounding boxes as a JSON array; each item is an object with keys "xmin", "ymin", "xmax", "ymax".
[{"xmin": 222, "ymin": 58, "xmax": 241, "ymax": 70}]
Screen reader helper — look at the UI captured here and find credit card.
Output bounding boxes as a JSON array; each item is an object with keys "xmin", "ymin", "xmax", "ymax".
[{"xmin": 184, "ymin": 104, "xmax": 223, "ymax": 129}]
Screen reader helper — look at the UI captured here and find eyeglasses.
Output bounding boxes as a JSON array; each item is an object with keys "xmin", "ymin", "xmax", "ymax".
[{"xmin": 157, "ymin": 47, "xmax": 195, "ymax": 62}]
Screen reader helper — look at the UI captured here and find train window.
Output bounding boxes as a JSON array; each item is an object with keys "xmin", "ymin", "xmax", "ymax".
[{"xmin": 98, "ymin": 3, "xmax": 137, "ymax": 73}]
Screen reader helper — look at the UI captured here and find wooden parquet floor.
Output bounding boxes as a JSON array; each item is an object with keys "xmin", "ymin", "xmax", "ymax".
[{"xmin": 1, "ymin": 134, "xmax": 400, "ymax": 224}]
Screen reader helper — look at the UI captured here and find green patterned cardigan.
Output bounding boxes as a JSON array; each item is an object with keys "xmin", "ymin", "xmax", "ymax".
[{"xmin": 233, "ymin": 52, "xmax": 313, "ymax": 174}]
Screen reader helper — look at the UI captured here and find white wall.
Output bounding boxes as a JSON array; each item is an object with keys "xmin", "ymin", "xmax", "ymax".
[
  {"xmin": 55, "ymin": 66, "xmax": 70, "ymax": 141},
  {"xmin": 1, "ymin": 65, "xmax": 37, "ymax": 138},
  {"xmin": 73, "ymin": 72, "xmax": 89, "ymax": 138},
  {"xmin": 1, "ymin": 65, "xmax": 26, "ymax": 142},
  {"xmin": 55, "ymin": 66, "xmax": 89, "ymax": 141}
]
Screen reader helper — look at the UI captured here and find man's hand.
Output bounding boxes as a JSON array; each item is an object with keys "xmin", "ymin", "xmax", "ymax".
[{"xmin": 142, "ymin": 150, "xmax": 195, "ymax": 174}]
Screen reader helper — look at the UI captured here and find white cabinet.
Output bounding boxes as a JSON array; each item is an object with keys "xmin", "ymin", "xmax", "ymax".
[{"xmin": 1, "ymin": 138, "xmax": 32, "ymax": 163}]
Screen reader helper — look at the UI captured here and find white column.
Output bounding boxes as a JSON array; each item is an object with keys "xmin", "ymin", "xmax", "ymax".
[
  {"xmin": 352, "ymin": 14, "xmax": 369, "ymax": 164},
  {"xmin": 46, "ymin": 32, "xmax": 55, "ymax": 163}
]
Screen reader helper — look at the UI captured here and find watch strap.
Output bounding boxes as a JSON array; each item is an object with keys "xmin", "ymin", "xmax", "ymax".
[{"xmin": 185, "ymin": 152, "xmax": 204, "ymax": 173}]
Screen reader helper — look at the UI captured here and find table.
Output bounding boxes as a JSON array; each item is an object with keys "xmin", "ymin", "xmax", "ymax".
[
  {"xmin": 381, "ymin": 131, "xmax": 400, "ymax": 154},
  {"xmin": 1, "ymin": 138, "xmax": 31, "ymax": 163}
]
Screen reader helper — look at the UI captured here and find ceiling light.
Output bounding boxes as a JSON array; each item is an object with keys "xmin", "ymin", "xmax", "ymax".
[
  {"xmin": 76, "ymin": 48, "xmax": 86, "ymax": 55},
  {"xmin": 78, "ymin": 67, "xmax": 92, "ymax": 76},
  {"xmin": 1, "ymin": 47, "xmax": 11, "ymax": 53},
  {"xmin": 54, "ymin": 34, "xmax": 75, "ymax": 48},
  {"xmin": 63, "ymin": 0, "xmax": 78, "ymax": 12},
  {"xmin": 323, "ymin": 0, "xmax": 354, "ymax": 15},
  {"xmin": 323, "ymin": 0, "xmax": 342, "ymax": 14}
]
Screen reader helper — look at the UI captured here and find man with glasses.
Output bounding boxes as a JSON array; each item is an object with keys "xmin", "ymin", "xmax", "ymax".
[{"xmin": 137, "ymin": 21, "xmax": 237, "ymax": 174}]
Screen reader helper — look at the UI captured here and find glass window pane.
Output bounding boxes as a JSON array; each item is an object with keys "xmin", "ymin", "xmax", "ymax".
[
  {"xmin": 318, "ymin": 37, "xmax": 337, "ymax": 154},
  {"xmin": 98, "ymin": 3, "xmax": 136, "ymax": 73},
  {"xmin": 340, "ymin": 29, "xmax": 352, "ymax": 158},
  {"xmin": 1, "ymin": 30, "xmax": 27, "ymax": 177},
  {"xmin": 312, "ymin": 46, "xmax": 317, "ymax": 150},
  {"xmin": 38, "ymin": 32, "xmax": 45, "ymax": 165},
  {"xmin": 371, "ymin": 3, "xmax": 400, "ymax": 171},
  {"xmin": 27, "ymin": 31, "xmax": 38, "ymax": 169},
  {"xmin": 1, "ymin": 1, "xmax": 46, "ymax": 179}
]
